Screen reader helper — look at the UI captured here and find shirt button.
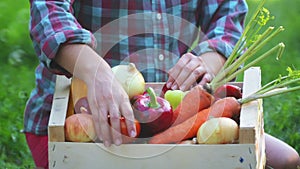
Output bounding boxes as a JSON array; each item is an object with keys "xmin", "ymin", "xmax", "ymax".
[
  {"xmin": 156, "ymin": 13, "xmax": 162, "ymax": 20},
  {"xmin": 158, "ymin": 54, "xmax": 164, "ymax": 61}
]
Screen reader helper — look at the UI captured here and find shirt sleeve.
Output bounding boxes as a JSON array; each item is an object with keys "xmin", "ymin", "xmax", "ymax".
[
  {"xmin": 192, "ymin": 0, "xmax": 248, "ymax": 58},
  {"xmin": 29, "ymin": 0, "xmax": 96, "ymax": 76}
]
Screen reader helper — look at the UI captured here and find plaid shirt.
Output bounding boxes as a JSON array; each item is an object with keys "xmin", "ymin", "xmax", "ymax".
[{"xmin": 24, "ymin": 0, "xmax": 248, "ymax": 135}]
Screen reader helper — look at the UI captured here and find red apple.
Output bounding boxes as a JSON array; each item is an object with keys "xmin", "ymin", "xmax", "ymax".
[
  {"xmin": 65, "ymin": 113, "xmax": 96, "ymax": 142},
  {"xmin": 213, "ymin": 84, "xmax": 242, "ymax": 100}
]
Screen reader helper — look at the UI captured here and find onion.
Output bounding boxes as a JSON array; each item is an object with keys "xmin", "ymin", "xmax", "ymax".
[
  {"xmin": 197, "ymin": 117, "xmax": 239, "ymax": 144},
  {"xmin": 112, "ymin": 63, "xmax": 145, "ymax": 99}
]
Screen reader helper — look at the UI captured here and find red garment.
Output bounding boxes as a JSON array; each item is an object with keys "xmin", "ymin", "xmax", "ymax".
[{"xmin": 25, "ymin": 133, "xmax": 48, "ymax": 169}]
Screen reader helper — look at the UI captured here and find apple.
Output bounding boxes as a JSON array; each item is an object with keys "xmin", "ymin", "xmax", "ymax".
[
  {"xmin": 213, "ymin": 84, "xmax": 242, "ymax": 100},
  {"xmin": 65, "ymin": 113, "xmax": 97, "ymax": 142},
  {"xmin": 164, "ymin": 89, "xmax": 187, "ymax": 110},
  {"xmin": 65, "ymin": 113, "xmax": 142, "ymax": 143}
]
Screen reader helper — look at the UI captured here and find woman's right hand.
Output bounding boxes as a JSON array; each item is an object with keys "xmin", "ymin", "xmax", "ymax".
[
  {"xmin": 55, "ymin": 44, "xmax": 137, "ymax": 147},
  {"xmin": 85, "ymin": 61, "xmax": 137, "ymax": 147}
]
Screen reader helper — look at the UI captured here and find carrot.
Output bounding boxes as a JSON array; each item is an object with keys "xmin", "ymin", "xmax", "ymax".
[
  {"xmin": 148, "ymin": 97, "xmax": 240, "ymax": 144},
  {"xmin": 208, "ymin": 97, "xmax": 241, "ymax": 118},
  {"xmin": 171, "ymin": 85, "xmax": 214, "ymax": 126},
  {"xmin": 149, "ymin": 108, "xmax": 211, "ymax": 144}
]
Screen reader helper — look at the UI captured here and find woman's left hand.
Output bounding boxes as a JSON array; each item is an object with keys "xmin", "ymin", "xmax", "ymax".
[{"xmin": 166, "ymin": 52, "xmax": 226, "ymax": 91}]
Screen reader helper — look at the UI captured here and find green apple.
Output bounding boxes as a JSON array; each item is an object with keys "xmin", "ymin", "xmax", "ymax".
[{"xmin": 164, "ymin": 90, "xmax": 188, "ymax": 110}]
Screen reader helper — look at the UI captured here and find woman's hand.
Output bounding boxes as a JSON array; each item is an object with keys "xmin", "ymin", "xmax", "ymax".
[
  {"xmin": 55, "ymin": 44, "xmax": 137, "ymax": 147},
  {"xmin": 166, "ymin": 52, "xmax": 226, "ymax": 91},
  {"xmin": 85, "ymin": 63, "xmax": 136, "ymax": 147}
]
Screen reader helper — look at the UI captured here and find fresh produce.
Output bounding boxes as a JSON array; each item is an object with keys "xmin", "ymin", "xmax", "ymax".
[
  {"xmin": 108, "ymin": 116, "xmax": 141, "ymax": 143},
  {"xmin": 148, "ymin": 107, "xmax": 211, "ymax": 144},
  {"xmin": 149, "ymin": 67, "xmax": 300, "ymax": 144},
  {"xmin": 132, "ymin": 87, "xmax": 173, "ymax": 137},
  {"xmin": 207, "ymin": 97, "xmax": 241, "ymax": 122},
  {"xmin": 71, "ymin": 77, "xmax": 87, "ymax": 105},
  {"xmin": 74, "ymin": 96, "xmax": 91, "ymax": 114},
  {"xmin": 197, "ymin": 117, "xmax": 239, "ymax": 144},
  {"xmin": 65, "ymin": 113, "xmax": 97, "ymax": 142},
  {"xmin": 65, "ymin": 113, "xmax": 141, "ymax": 143},
  {"xmin": 148, "ymin": 96, "xmax": 240, "ymax": 144},
  {"xmin": 179, "ymin": 138, "xmax": 197, "ymax": 144},
  {"xmin": 213, "ymin": 84, "xmax": 242, "ymax": 100},
  {"xmin": 164, "ymin": 89, "xmax": 187, "ymax": 110},
  {"xmin": 237, "ymin": 67, "xmax": 300, "ymax": 105},
  {"xmin": 112, "ymin": 63, "xmax": 145, "ymax": 99},
  {"xmin": 171, "ymin": 85, "xmax": 214, "ymax": 126}
]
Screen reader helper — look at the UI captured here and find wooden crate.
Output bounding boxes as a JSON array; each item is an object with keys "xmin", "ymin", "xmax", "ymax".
[{"xmin": 48, "ymin": 67, "xmax": 265, "ymax": 169}]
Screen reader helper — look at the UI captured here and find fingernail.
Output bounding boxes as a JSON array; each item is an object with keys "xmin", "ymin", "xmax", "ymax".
[
  {"xmin": 166, "ymin": 82, "xmax": 172, "ymax": 88},
  {"xmin": 180, "ymin": 85, "xmax": 185, "ymax": 91},
  {"xmin": 99, "ymin": 135, "xmax": 103, "ymax": 141},
  {"xmin": 171, "ymin": 84, "xmax": 178, "ymax": 90},
  {"xmin": 114, "ymin": 139, "xmax": 122, "ymax": 146},
  {"xmin": 80, "ymin": 107, "xmax": 88, "ymax": 113},
  {"xmin": 104, "ymin": 141, "xmax": 111, "ymax": 147},
  {"xmin": 130, "ymin": 130, "xmax": 136, "ymax": 137}
]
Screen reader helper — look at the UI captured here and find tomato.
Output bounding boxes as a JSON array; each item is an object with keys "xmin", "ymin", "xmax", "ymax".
[
  {"xmin": 119, "ymin": 117, "xmax": 141, "ymax": 143},
  {"xmin": 108, "ymin": 115, "xmax": 141, "ymax": 143}
]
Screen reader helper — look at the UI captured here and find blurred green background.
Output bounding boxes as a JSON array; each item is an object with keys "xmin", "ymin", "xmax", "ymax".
[{"xmin": 0, "ymin": 0, "xmax": 299, "ymax": 168}]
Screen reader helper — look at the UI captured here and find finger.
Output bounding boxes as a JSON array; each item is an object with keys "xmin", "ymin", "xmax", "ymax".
[
  {"xmin": 175, "ymin": 58, "xmax": 201, "ymax": 90},
  {"xmin": 98, "ymin": 105, "xmax": 112, "ymax": 147},
  {"xmin": 198, "ymin": 73, "xmax": 213, "ymax": 86},
  {"xmin": 180, "ymin": 66, "xmax": 206, "ymax": 91},
  {"xmin": 91, "ymin": 111, "xmax": 103, "ymax": 142},
  {"xmin": 87, "ymin": 92, "xmax": 104, "ymax": 141},
  {"xmin": 108, "ymin": 103, "xmax": 122, "ymax": 146},
  {"xmin": 120, "ymin": 101, "xmax": 136, "ymax": 138},
  {"xmin": 167, "ymin": 53, "xmax": 193, "ymax": 88}
]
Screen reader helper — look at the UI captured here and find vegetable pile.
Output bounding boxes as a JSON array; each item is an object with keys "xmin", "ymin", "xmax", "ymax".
[{"xmin": 150, "ymin": 66, "xmax": 300, "ymax": 144}]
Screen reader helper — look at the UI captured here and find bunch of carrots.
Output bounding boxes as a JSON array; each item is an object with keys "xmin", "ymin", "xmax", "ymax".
[{"xmin": 148, "ymin": 0, "xmax": 300, "ymax": 144}]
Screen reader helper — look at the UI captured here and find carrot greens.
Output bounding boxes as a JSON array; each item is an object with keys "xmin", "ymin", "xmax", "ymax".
[
  {"xmin": 206, "ymin": 0, "xmax": 285, "ymax": 93},
  {"xmin": 239, "ymin": 67, "xmax": 300, "ymax": 104}
]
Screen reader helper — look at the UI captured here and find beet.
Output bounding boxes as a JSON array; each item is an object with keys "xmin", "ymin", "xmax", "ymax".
[{"xmin": 74, "ymin": 97, "xmax": 92, "ymax": 114}]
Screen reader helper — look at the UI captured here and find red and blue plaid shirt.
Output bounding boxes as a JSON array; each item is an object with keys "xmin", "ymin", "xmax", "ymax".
[{"xmin": 24, "ymin": 0, "xmax": 248, "ymax": 135}]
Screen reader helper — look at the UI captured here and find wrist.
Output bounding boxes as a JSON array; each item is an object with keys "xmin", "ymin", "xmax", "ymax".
[
  {"xmin": 55, "ymin": 44, "xmax": 111, "ymax": 84},
  {"xmin": 200, "ymin": 52, "xmax": 226, "ymax": 76}
]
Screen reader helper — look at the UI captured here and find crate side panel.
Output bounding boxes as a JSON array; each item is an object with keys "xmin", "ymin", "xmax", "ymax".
[
  {"xmin": 48, "ymin": 75, "xmax": 71, "ymax": 142},
  {"xmin": 239, "ymin": 67, "xmax": 266, "ymax": 168},
  {"xmin": 49, "ymin": 142, "xmax": 257, "ymax": 169},
  {"xmin": 239, "ymin": 67, "xmax": 262, "ymax": 144}
]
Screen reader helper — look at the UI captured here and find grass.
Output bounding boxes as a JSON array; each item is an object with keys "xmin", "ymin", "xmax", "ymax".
[
  {"xmin": 0, "ymin": 64, "xmax": 36, "ymax": 168},
  {"xmin": 0, "ymin": 0, "xmax": 299, "ymax": 168}
]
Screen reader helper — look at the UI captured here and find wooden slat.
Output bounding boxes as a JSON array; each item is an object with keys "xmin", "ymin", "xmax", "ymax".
[
  {"xmin": 239, "ymin": 67, "xmax": 265, "ymax": 168},
  {"xmin": 239, "ymin": 67, "xmax": 262, "ymax": 144},
  {"xmin": 49, "ymin": 142, "xmax": 257, "ymax": 169},
  {"xmin": 48, "ymin": 75, "xmax": 71, "ymax": 142}
]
